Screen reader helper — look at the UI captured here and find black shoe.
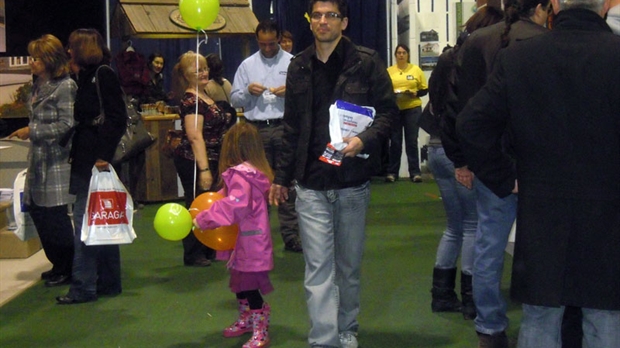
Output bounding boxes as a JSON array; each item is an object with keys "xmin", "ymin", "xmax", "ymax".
[
  {"xmin": 477, "ymin": 331, "xmax": 508, "ymax": 348},
  {"xmin": 56, "ymin": 295, "xmax": 97, "ymax": 305},
  {"xmin": 41, "ymin": 269, "xmax": 55, "ymax": 280},
  {"xmin": 284, "ymin": 237, "xmax": 303, "ymax": 253},
  {"xmin": 45, "ymin": 274, "xmax": 72, "ymax": 287},
  {"xmin": 184, "ymin": 258, "xmax": 212, "ymax": 267},
  {"xmin": 97, "ymin": 289, "xmax": 122, "ymax": 297}
]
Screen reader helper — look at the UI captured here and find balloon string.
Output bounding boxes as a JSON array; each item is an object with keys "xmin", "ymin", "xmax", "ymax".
[{"xmin": 192, "ymin": 29, "xmax": 210, "ymax": 200}]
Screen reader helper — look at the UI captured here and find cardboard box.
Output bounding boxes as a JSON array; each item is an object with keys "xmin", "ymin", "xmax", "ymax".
[
  {"xmin": 0, "ymin": 201, "xmax": 10, "ymax": 229},
  {"xmin": 0, "ymin": 227, "xmax": 41, "ymax": 259},
  {"xmin": 0, "ymin": 200, "xmax": 41, "ymax": 258}
]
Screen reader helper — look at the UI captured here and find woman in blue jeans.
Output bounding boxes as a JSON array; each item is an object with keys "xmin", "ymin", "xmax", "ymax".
[
  {"xmin": 427, "ymin": 140, "xmax": 478, "ymax": 319},
  {"xmin": 422, "ymin": 5, "xmax": 503, "ymax": 320}
]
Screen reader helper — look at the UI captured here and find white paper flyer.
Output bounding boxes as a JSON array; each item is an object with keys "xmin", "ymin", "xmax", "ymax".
[{"xmin": 319, "ymin": 100, "xmax": 375, "ymax": 166}]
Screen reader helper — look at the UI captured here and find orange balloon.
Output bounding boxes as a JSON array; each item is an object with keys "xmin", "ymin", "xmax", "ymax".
[{"xmin": 189, "ymin": 192, "xmax": 239, "ymax": 251}]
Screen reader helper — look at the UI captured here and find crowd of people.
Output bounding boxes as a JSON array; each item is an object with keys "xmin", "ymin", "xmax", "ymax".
[{"xmin": 8, "ymin": 0, "xmax": 619, "ymax": 347}]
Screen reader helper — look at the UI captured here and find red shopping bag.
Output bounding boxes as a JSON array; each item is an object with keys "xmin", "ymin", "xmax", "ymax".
[{"xmin": 80, "ymin": 166, "xmax": 136, "ymax": 245}]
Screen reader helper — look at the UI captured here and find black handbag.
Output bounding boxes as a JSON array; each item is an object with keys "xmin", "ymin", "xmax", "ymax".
[{"xmin": 94, "ymin": 65, "xmax": 156, "ymax": 165}]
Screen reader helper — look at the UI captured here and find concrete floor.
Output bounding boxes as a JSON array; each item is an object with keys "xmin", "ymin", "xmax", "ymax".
[{"xmin": 0, "ymin": 249, "xmax": 50, "ymax": 307}]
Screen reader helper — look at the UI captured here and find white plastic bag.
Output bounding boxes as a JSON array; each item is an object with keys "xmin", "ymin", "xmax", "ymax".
[
  {"xmin": 319, "ymin": 100, "xmax": 375, "ymax": 166},
  {"xmin": 80, "ymin": 166, "xmax": 136, "ymax": 245},
  {"xmin": 11, "ymin": 169, "xmax": 38, "ymax": 241}
]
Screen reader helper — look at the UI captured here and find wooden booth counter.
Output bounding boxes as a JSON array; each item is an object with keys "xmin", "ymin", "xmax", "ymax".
[{"xmin": 135, "ymin": 114, "xmax": 180, "ymax": 202}]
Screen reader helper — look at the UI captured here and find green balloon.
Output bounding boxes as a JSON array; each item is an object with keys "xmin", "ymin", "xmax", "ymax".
[
  {"xmin": 179, "ymin": 0, "xmax": 220, "ymax": 31},
  {"xmin": 153, "ymin": 203, "xmax": 193, "ymax": 241}
]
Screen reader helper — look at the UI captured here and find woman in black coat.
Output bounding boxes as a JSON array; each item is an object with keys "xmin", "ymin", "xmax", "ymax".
[{"xmin": 57, "ymin": 29, "xmax": 127, "ymax": 304}]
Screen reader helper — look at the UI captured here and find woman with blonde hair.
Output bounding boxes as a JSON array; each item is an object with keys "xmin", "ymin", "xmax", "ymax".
[
  {"xmin": 9, "ymin": 34, "xmax": 77, "ymax": 288},
  {"xmin": 172, "ymin": 51, "xmax": 235, "ymax": 267}
]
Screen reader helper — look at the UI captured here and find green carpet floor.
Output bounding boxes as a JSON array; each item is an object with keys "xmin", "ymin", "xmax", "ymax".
[{"xmin": 0, "ymin": 179, "xmax": 522, "ymax": 348}]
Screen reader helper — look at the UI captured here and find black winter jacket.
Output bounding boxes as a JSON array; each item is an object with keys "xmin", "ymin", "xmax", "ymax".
[
  {"xmin": 69, "ymin": 64, "xmax": 126, "ymax": 193},
  {"xmin": 274, "ymin": 37, "xmax": 398, "ymax": 188}
]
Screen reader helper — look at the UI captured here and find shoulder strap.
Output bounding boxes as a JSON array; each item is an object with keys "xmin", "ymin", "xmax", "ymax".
[
  {"xmin": 94, "ymin": 65, "xmax": 131, "ymax": 126},
  {"xmin": 220, "ymin": 82, "xmax": 230, "ymax": 103},
  {"xmin": 94, "ymin": 65, "xmax": 110, "ymax": 122}
]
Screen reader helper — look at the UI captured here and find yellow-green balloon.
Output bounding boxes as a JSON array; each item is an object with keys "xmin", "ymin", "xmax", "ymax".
[
  {"xmin": 179, "ymin": 0, "xmax": 220, "ymax": 31},
  {"xmin": 153, "ymin": 203, "xmax": 193, "ymax": 241}
]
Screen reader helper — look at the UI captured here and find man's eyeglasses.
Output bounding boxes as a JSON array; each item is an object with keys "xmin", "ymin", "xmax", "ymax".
[{"xmin": 310, "ymin": 12, "xmax": 343, "ymax": 21}]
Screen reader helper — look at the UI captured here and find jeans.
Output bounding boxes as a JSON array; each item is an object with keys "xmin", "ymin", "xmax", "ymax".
[
  {"xmin": 295, "ymin": 182, "xmax": 370, "ymax": 347},
  {"xmin": 427, "ymin": 146, "xmax": 477, "ymax": 274},
  {"xmin": 68, "ymin": 177, "xmax": 121, "ymax": 299},
  {"xmin": 387, "ymin": 107, "xmax": 422, "ymax": 177},
  {"xmin": 473, "ymin": 178, "xmax": 517, "ymax": 335},
  {"xmin": 518, "ymin": 305, "xmax": 620, "ymax": 348}
]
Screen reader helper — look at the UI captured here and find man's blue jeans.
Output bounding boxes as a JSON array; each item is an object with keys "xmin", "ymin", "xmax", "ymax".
[
  {"xmin": 295, "ymin": 182, "xmax": 370, "ymax": 348},
  {"xmin": 473, "ymin": 178, "xmax": 517, "ymax": 335},
  {"xmin": 427, "ymin": 146, "xmax": 477, "ymax": 274},
  {"xmin": 518, "ymin": 305, "xmax": 620, "ymax": 348}
]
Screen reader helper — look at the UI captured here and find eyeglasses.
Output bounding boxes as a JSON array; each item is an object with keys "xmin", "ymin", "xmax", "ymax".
[
  {"xmin": 189, "ymin": 68, "xmax": 209, "ymax": 75},
  {"xmin": 29, "ymin": 57, "xmax": 42, "ymax": 62},
  {"xmin": 310, "ymin": 12, "xmax": 343, "ymax": 21}
]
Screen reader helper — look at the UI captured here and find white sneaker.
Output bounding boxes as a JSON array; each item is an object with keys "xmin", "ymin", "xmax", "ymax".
[{"xmin": 339, "ymin": 332, "xmax": 358, "ymax": 348}]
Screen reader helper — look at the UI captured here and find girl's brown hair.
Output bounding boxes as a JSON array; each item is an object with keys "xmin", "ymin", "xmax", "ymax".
[
  {"xmin": 67, "ymin": 28, "xmax": 111, "ymax": 68},
  {"xmin": 27, "ymin": 34, "xmax": 70, "ymax": 79},
  {"xmin": 218, "ymin": 122, "xmax": 274, "ymax": 187}
]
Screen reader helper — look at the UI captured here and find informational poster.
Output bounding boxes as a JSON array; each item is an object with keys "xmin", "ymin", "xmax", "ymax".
[
  {"xmin": 413, "ymin": 8, "xmax": 446, "ymax": 71},
  {"xmin": 419, "ymin": 29, "xmax": 440, "ymax": 70}
]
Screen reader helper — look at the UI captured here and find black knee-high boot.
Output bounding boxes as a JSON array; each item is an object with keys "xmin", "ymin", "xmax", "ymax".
[
  {"xmin": 461, "ymin": 272, "xmax": 477, "ymax": 320},
  {"xmin": 431, "ymin": 267, "xmax": 462, "ymax": 312}
]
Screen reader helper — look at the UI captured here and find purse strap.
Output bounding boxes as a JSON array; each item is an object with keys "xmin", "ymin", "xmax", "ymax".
[
  {"xmin": 92, "ymin": 65, "xmax": 111, "ymax": 125},
  {"xmin": 220, "ymin": 82, "xmax": 230, "ymax": 104},
  {"xmin": 94, "ymin": 65, "xmax": 131, "ymax": 127}
]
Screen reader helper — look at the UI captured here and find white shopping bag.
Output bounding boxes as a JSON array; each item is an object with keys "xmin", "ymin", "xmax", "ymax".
[
  {"xmin": 319, "ymin": 100, "xmax": 375, "ymax": 166},
  {"xmin": 80, "ymin": 166, "xmax": 136, "ymax": 245},
  {"xmin": 10, "ymin": 169, "xmax": 38, "ymax": 241}
]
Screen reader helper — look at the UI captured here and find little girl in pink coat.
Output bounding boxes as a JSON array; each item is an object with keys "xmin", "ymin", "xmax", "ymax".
[{"xmin": 194, "ymin": 122, "xmax": 274, "ymax": 348}]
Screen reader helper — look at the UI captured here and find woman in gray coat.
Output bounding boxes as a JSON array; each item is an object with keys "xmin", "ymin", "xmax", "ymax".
[{"xmin": 9, "ymin": 34, "xmax": 77, "ymax": 287}]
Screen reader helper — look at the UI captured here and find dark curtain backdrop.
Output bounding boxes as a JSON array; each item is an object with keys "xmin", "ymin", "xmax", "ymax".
[
  {"xmin": 108, "ymin": 0, "xmax": 388, "ymax": 99},
  {"xmin": 3, "ymin": 0, "xmax": 387, "ymax": 97},
  {"xmin": 1, "ymin": 0, "xmax": 106, "ymax": 57}
]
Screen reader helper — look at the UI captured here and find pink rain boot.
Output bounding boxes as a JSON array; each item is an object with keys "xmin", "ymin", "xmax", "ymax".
[
  {"xmin": 223, "ymin": 299, "xmax": 253, "ymax": 338},
  {"xmin": 242, "ymin": 302, "xmax": 271, "ymax": 348}
]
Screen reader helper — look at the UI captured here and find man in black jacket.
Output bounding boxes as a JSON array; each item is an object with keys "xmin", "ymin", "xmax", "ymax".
[
  {"xmin": 457, "ymin": 0, "xmax": 620, "ymax": 346},
  {"xmin": 269, "ymin": 1, "xmax": 397, "ymax": 347}
]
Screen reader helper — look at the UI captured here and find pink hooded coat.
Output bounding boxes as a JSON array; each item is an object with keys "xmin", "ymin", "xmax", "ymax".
[{"xmin": 194, "ymin": 163, "xmax": 273, "ymax": 272}]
